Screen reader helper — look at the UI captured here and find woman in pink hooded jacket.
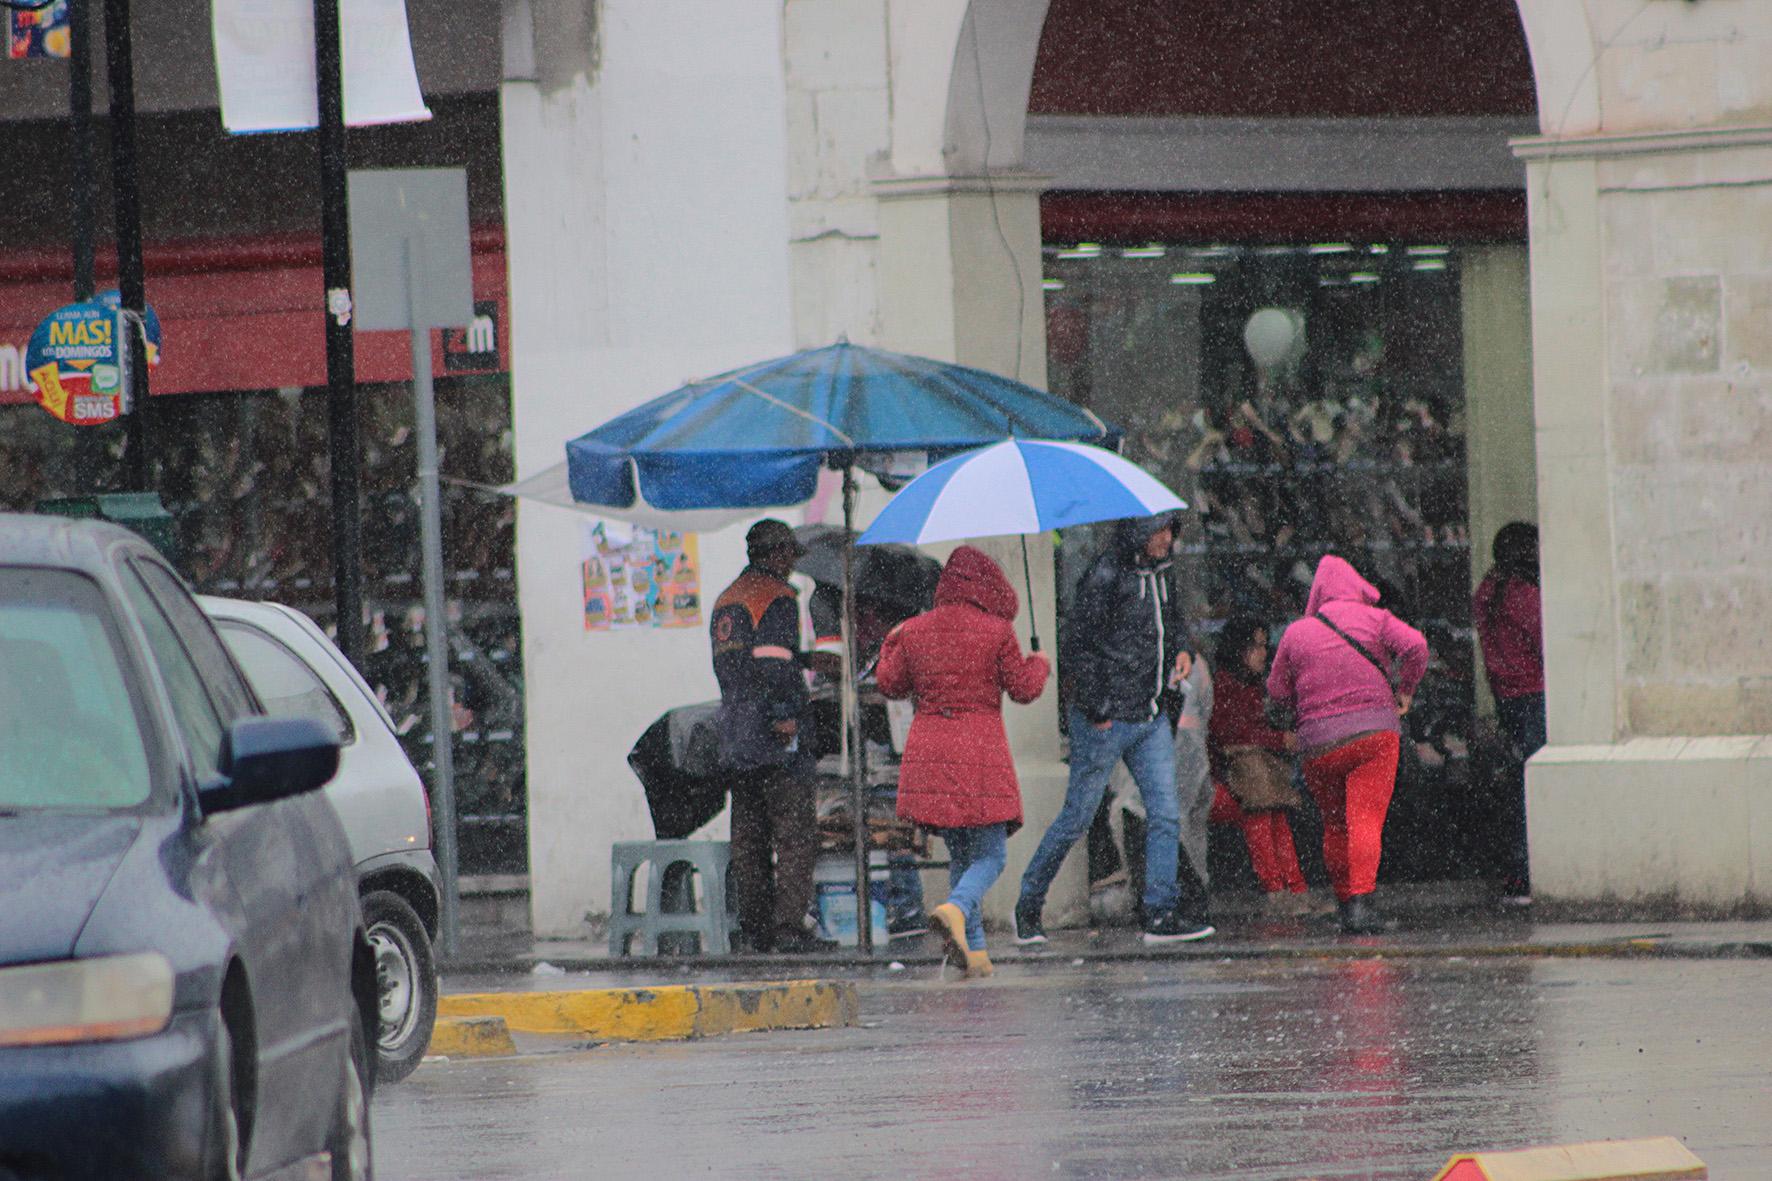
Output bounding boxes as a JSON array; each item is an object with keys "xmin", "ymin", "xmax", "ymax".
[{"xmin": 1266, "ymin": 555, "xmax": 1428, "ymax": 934}]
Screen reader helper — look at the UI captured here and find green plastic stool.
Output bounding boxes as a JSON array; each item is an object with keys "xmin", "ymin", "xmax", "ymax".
[{"xmin": 608, "ymin": 840, "xmax": 732, "ymax": 957}]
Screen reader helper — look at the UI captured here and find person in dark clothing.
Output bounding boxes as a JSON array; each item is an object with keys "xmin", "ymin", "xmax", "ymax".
[
  {"xmin": 1015, "ymin": 514, "xmax": 1213, "ymax": 947},
  {"xmin": 710, "ymin": 519, "xmax": 831, "ymax": 954}
]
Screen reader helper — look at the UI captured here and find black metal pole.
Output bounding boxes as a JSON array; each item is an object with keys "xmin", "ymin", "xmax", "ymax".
[
  {"xmin": 102, "ymin": 0, "xmax": 149, "ymax": 491},
  {"xmin": 69, "ymin": 0, "xmax": 95, "ymax": 301},
  {"xmin": 843, "ymin": 466, "xmax": 874, "ymax": 954},
  {"xmin": 1019, "ymin": 535, "xmax": 1041, "ymax": 652},
  {"xmin": 316, "ymin": 0, "xmax": 365, "ymax": 664}
]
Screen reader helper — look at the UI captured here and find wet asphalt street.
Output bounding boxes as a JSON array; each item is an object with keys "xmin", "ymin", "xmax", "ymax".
[{"xmin": 373, "ymin": 954, "xmax": 1771, "ymax": 1180}]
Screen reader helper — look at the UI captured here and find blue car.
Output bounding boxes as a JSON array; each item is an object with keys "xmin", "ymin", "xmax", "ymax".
[{"xmin": 0, "ymin": 515, "xmax": 376, "ymax": 1180}]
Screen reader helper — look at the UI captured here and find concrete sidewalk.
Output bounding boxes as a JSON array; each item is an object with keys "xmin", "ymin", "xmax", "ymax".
[{"xmin": 441, "ymin": 884, "xmax": 1772, "ymax": 988}]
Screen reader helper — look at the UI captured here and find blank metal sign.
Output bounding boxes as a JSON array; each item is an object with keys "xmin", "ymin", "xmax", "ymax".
[{"xmin": 347, "ymin": 167, "xmax": 474, "ymax": 332}]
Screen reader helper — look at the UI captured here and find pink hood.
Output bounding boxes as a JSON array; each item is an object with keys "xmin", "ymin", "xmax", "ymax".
[
  {"xmin": 1305, "ymin": 554, "xmax": 1380, "ymax": 616},
  {"xmin": 1268, "ymin": 556, "xmax": 1430, "ymax": 748}
]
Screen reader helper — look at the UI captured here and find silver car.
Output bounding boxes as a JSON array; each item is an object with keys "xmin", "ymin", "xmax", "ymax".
[{"xmin": 203, "ymin": 597, "xmax": 439, "ymax": 1083}]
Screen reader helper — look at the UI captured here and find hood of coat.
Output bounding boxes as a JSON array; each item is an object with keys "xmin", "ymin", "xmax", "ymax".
[
  {"xmin": 934, "ymin": 545, "xmax": 1019, "ymax": 621},
  {"xmin": 1112, "ymin": 514, "xmax": 1178, "ymax": 565},
  {"xmin": 1305, "ymin": 554, "xmax": 1381, "ymax": 615}
]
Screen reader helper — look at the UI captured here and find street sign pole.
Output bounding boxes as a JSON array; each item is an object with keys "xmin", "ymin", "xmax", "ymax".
[
  {"xmin": 316, "ymin": 0, "xmax": 366, "ymax": 666},
  {"xmin": 348, "ymin": 168, "xmax": 474, "ymax": 960},
  {"xmin": 101, "ymin": 0, "xmax": 149, "ymax": 490},
  {"xmin": 405, "ymin": 239, "xmax": 460, "ymax": 958},
  {"xmin": 69, "ymin": 0, "xmax": 95, "ymax": 302}
]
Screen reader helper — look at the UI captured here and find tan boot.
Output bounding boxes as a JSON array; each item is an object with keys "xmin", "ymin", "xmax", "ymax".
[
  {"xmin": 965, "ymin": 949, "xmax": 994, "ymax": 978},
  {"xmin": 929, "ymin": 903, "xmax": 970, "ymax": 972}
]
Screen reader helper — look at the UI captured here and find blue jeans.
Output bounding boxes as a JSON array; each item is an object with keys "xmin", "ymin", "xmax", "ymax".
[
  {"xmin": 941, "ymin": 823, "xmax": 1008, "ymax": 951},
  {"xmin": 887, "ymin": 849, "xmax": 926, "ymax": 920},
  {"xmin": 1020, "ymin": 708, "xmax": 1181, "ymax": 917}
]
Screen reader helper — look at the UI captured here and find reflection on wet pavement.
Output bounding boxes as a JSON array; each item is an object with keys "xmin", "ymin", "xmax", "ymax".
[{"xmin": 379, "ymin": 957, "xmax": 1772, "ymax": 1180}]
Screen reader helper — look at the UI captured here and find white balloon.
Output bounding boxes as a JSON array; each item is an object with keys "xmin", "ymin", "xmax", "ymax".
[{"xmin": 1243, "ymin": 307, "xmax": 1304, "ymax": 371}]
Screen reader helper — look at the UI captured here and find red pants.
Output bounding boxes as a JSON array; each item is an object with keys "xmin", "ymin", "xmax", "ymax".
[
  {"xmin": 1301, "ymin": 731, "xmax": 1401, "ymax": 901},
  {"xmin": 1210, "ymin": 784, "xmax": 1306, "ymax": 894}
]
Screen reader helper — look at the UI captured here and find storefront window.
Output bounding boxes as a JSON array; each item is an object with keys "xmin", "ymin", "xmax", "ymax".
[
  {"xmin": 1045, "ymin": 241, "xmax": 1478, "ymax": 880},
  {"xmin": 0, "ymin": 377, "xmax": 528, "ymax": 875}
]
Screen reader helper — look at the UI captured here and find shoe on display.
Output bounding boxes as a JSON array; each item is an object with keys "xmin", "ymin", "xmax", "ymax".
[
  {"xmin": 1337, "ymin": 895, "xmax": 1392, "ymax": 935},
  {"xmin": 1012, "ymin": 901, "xmax": 1048, "ymax": 946},
  {"xmin": 887, "ymin": 909, "xmax": 930, "ymax": 939},
  {"xmin": 1143, "ymin": 910, "xmax": 1216, "ymax": 945},
  {"xmin": 929, "ymin": 903, "xmax": 971, "ymax": 972}
]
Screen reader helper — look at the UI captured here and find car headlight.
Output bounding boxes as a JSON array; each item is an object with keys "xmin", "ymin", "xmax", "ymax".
[{"xmin": 0, "ymin": 953, "xmax": 175, "ymax": 1047}]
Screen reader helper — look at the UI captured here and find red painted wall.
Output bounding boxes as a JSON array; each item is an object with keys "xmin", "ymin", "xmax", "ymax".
[
  {"xmin": 0, "ymin": 229, "xmax": 507, "ymax": 405},
  {"xmin": 1030, "ymin": 0, "xmax": 1536, "ymax": 118}
]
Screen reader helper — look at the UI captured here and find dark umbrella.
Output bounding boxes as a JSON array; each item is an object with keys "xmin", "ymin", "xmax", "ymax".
[{"xmin": 626, "ymin": 703, "xmax": 727, "ymax": 840}]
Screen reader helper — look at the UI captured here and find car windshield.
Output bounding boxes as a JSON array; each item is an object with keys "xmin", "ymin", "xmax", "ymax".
[{"xmin": 0, "ymin": 567, "xmax": 153, "ymax": 809}]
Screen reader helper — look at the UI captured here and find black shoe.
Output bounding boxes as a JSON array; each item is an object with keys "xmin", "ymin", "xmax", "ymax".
[
  {"xmin": 887, "ymin": 910, "xmax": 929, "ymax": 940},
  {"xmin": 1013, "ymin": 901, "xmax": 1047, "ymax": 946},
  {"xmin": 1142, "ymin": 910, "xmax": 1215, "ymax": 945},
  {"xmin": 1338, "ymin": 895, "xmax": 1391, "ymax": 935},
  {"xmin": 770, "ymin": 929, "xmax": 839, "ymax": 954}
]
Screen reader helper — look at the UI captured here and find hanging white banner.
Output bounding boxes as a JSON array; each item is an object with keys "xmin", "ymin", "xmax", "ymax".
[{"xmin": 212, "ymin": 0, "xmax": 432, "ymax": 133}]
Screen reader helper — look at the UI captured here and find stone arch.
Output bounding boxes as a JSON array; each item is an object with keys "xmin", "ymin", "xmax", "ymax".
[
  {"xmin": 896, "ymin": 1, "xmax": 1600, "ymax": 172},
  {"xmin": 886, "ymin": 0, "xmax": 1050, "ymax": 178},
  {"xmin": 1512, "ymin": 0, "xmax": 1600, "ymax": 136}
]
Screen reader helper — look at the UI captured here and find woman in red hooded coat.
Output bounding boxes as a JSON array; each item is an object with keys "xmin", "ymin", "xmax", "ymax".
[{"xmin": 876, "ymin": 545, "xmax": 1049, "ymax": 977}]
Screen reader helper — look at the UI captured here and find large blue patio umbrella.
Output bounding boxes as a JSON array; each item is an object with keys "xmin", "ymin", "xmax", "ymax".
[
  {"xmin": 564, "ymin": 341, "xmax": 1116, "ymax": 953},
  {"xmin": 565, "ymin": 342, "xmax": 1114, "ymax": 512}
]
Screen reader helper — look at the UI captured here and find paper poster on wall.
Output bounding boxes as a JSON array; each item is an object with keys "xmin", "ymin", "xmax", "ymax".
[{"xmin": 581, "ymin": 521, "xmax": 700, "ymax": 632}]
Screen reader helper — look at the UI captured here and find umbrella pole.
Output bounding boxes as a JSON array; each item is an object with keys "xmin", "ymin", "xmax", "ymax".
[
  {"xmin": 842, "ymin": 465, "xmax": 874, "ymax": 954},
  {"xmin": 1019, "ymin": 534, "xmax": 1042, "ymax": 653}
]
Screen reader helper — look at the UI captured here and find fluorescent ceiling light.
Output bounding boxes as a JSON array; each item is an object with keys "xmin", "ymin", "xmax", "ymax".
[
  {"xmin": 1349, "ymin": 273, "xmax": 1381, "ymax": 283},
  {"xmin": 1170, "ymin": 272, "xmax": 1216, "ymax": 285},
  {"xmin": 1041, "ymin": 278, "xmax": 1066, "ymax": 290},
  {"xmin": 1308, "ymin": 242, "xmax": 1354, "ymax": 255},
  {"xmin": 1412, "ymin": 259, "xmax": 1448, "ymax": 272},
  {"xmin": 1368, "ymin": 244, "xmax": 1391, "ymax": 254},
  {"xmin": 1120, "ymin": 245, "xmax": 1166, "ymax": 259},
  {"xmin": 1406, "ymin": 245, "xmax": 1451, "ymax": 256},
  {"xmin": 1055, "ymin": 243, "xmax": 1102, "ymax": 259}
]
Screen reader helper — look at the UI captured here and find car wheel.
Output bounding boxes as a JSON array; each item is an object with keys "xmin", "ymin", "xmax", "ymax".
[
  {"xmin": 328, "ymin": 1014, "xmax": 375, "ymax": 1181},
  {"xmin": 207, "ymin": 1017, "xmax": 245, "ymax": 1181},
  {"xmin": 361, "ymin": 890, "xmax": 437, "ymax": 1083}
]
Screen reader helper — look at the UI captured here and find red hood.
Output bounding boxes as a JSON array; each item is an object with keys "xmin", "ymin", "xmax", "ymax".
[
  {"xmin": 1305, "ymin": 555, "xmax": 1380, "ymax": 615},
  {"xmin": 934, "ymin": 545, "xmax": 1019, "ymax": 621}
]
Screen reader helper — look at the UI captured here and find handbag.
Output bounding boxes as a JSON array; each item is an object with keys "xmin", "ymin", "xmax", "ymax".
[{"xmin": 1222, "ymin": 747, "xmax": 1302, "ymax": 811}]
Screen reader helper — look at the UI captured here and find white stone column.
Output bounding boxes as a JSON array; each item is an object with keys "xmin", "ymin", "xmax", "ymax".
[
  {"xmin": 500, "ymin": 0, "xmax": 796, "ymax": 936},
  {"xmin": 1515, "ymin": 127, "xmax": 1772, "ymax": 906}
]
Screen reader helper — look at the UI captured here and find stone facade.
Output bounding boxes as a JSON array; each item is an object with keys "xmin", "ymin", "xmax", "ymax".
[{"xmin": 1514, "ymin": 0, "xmax": 1772, "ymax": 907}]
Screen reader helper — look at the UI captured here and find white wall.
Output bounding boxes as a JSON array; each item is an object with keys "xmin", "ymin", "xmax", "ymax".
[{"xmin": 502, "ymin": 0, "xmax": 794, "ymax": 935}]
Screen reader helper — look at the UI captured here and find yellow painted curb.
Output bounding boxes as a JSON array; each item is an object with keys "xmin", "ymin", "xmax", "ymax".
[
  {"xmin": 1429, "ymin": 1136, "xmax": 1706, "ymax": 1180},
  {"xmin": 437, "ymin": 979, "xmax": 859, "ymax": 1042},
  {"xmin": 427, "ymin": 1015, "xmax": 518, "ymax": 1059}
]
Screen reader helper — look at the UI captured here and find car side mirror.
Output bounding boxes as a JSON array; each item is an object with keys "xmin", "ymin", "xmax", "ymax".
[{"xmin": 200, "ymin": 716, "xmax": 340, "ymax": 815}]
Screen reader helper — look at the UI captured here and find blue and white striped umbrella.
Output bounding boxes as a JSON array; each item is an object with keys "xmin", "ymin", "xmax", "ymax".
[{"xmin": 857, "ymin": 439, "xmax": 1186, "ymax": 546}]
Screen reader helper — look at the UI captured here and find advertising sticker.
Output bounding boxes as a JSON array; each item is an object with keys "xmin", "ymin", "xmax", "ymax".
[
  {"xmin": 24, "ymin": 295, "xmax": 163, "ymax": 426},
  {"xmin": 8, "ymin": 0, "xmax": 69, "ymax": 59},
  {"xmin": 581, "ymin": 521, "xmax": 700, "ymax": 632}
]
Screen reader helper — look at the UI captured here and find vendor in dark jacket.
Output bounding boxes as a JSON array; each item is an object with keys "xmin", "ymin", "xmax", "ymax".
[
  {"xmin": 710, "ymin": 519, "xmax": 831, "ymax": 954},
  {"xmin": 1015, "ymin": 514, "xmax": 1215, "ymax": 947}
]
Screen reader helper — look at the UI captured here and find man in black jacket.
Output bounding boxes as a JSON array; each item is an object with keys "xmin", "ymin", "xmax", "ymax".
[
  {"xmin": 710, "ymin": 519, "xmax": 831, "ymax": 953},
  {"xmin": 1014, "ymin": 514, "xmax": 1215, "ymax": 946}
]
